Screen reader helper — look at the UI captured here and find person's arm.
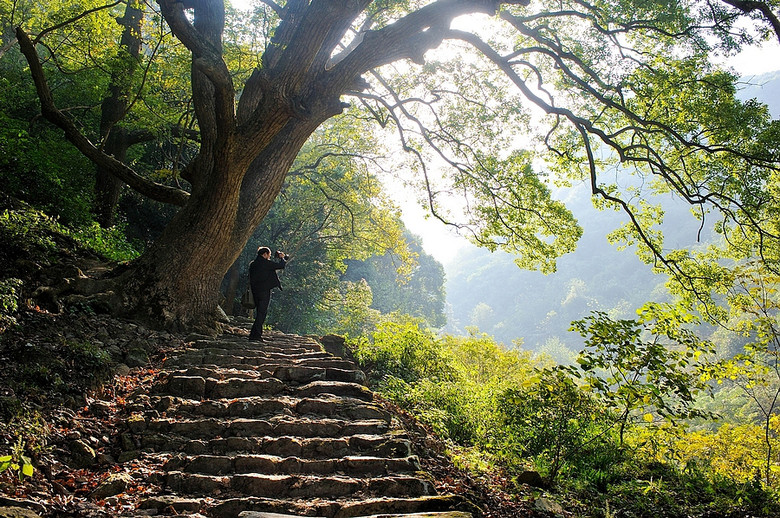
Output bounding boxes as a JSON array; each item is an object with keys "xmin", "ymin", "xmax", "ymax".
[{"xmin": 273, "ymin": 251, "xmax": 288, "ymax": 269}]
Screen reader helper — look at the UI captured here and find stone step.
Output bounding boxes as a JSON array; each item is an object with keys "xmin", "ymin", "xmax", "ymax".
[
  {"xmin": 165, "ymin": 453, "xmax": 421, "ymax": 476},
  {"xmin": 145, "ymin": 417, "xmax": 390, "ymax": 439},
  {"xmin": 236, "ymin": 513, "xmax": 471, "ymax": 518},
  {"xmin": 163, "ymin": 376, "xmax": 287, "ymax": 399},
  {"xmin": 163, "ymin": 354, "xmax": 356, "ymax": 371},
  {"xmin": 180, "ymin": 344, "xmax": 332, "ymax": 361},
  {"xmin": 141, "ymin": 434, "xmax": 412, "ymax": 458},
  {"xmin": 166, "ymin": 472, "xmax": 433, "ymax": 498},
  {"xmin": 163, "ymin": 376, "xmax": 371, "ymax": 400},
  {"xmin": 173, "ymin": 396, "xmax": 389, "ymax": 421},
  {"xmin": 210, "ymin": 495, "xmax": 469, "ymax": 518},
  {"xmin": 193, "ymin": 335, "xmax": 323, "ymax": 351},
  {"xmin": 171, "ymin": 367, "xmax": 276, "ymax": 380},
  {"xmin": 168, "ymin": 366, "xmax": 366, "ymax": 387},
  {"xmin": 295, "ymin": 381, "xmax": 373, "ymax": 401},
  {"xmin": 188, "ymin": 339, "xmax": 321, "ymax": 355},
  {"xmin": 274, "ymin": 366, "xmax": 367, "ymax": 385}
]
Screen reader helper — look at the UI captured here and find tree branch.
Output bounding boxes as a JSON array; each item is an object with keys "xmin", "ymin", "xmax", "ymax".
[
  {"xmin": 331, "ymin": 0, "xmax": 527, "ymax": 86},
  {"xmin": 720, "ymin": 0, "xmax": 780, "ymax": 43},
  {"xmin": 158, "ymin": 0, "xmax": 235, "ymax": 140},
  {"xmin": 32, "ymin": 0, "xmax": 124, "ymax": 45},
  {"xmin": 16, "ymin": 27, "xmax": 189, "ymax": 207}
]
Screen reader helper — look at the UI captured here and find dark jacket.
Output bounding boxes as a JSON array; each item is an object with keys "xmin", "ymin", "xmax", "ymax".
[{"xmin": 249, "ymin": 254, "xmax": 287, "ymax": 294}]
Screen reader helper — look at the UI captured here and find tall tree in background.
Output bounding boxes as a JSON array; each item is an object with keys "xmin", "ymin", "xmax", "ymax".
[
  {"xmin": 10, "ymin": 0, "xmax": 780, "ymax": 330},
  {"xmin": 224, "ymin": 113, "xmax": 413, "ymax": 333},
  {"xmin": 344, "ymin": 231, "xmax": 447, "ymax": 328}
]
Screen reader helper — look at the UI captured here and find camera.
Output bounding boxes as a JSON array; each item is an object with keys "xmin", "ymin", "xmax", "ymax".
[{"xmin": 275, "ymin": 250, "xmax": 285, "ymax": 258}]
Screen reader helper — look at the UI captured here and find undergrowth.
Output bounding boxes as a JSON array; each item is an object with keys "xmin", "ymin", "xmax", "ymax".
[{"xmin": 348, "ymin": 317, "xmax": 780, "ymax": 517}]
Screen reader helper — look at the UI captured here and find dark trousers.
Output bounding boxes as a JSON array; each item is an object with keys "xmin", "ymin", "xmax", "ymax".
[{"xmin": 249, "ymin": 289, "xmax": 272, "ymax": 338}]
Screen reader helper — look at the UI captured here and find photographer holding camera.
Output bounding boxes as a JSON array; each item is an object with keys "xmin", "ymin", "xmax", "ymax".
[{"xmin": 248, "ymin": 246, "xmax": 289, "ymax": 341}]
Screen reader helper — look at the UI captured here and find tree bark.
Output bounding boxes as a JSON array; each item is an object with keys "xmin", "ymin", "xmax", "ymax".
[
  {"xmin": 223, "ymin": 259, "xmax": 241, "ymax": 316},
  {"xmin": 94, "ymin": 1, "xmax": 144, "ymax": 227}
]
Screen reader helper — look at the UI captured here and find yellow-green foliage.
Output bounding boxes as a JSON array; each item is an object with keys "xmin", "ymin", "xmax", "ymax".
[
  {"xmin": 635, "ymin": 418, "xmax": 780, "ymax": 488},
  {"xmin": 0, "ymin": 278, "xmax": 23, "ymax": 332},
  {"xmin": 351, "ymin": 319, "xmax": 537, "ymax": 444}
]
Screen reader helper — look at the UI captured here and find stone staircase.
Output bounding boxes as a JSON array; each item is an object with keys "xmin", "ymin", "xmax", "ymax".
[{"xmin": 124, "ymin": 330, "xmax": 473, "ymax": 518}]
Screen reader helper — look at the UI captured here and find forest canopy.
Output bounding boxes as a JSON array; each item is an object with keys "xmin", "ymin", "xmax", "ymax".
[{"xmin": 0, "ymin": 0, "xmax": 778, "ymax": 330}]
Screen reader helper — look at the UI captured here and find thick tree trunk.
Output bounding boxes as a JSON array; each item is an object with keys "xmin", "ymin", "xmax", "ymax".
[
  {"xmin": 115, "ymin": 117, "xmax": 321, "ymax": 330},
  {"xmin": 223, "ymin": 259, "xmax": 241, "ymax": 316}
]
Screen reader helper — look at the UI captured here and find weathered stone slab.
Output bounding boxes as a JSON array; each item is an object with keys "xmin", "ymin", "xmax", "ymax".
[
  {"xmin": 228, "ymin": 418, "xmax": 275, "ymax": 437},
  {"xmin": 166, "ymin": 376, "xmax": 206, "ymax": 398},
  {"xmin": 353, "ymin": 513, "xmax": 472, "ymax": 518},
  {"xmin": 297, "ymin": 358, "xmax": 356, "ymax": 370},
  {"xmin": 341, "ymin": 420, "xmax": 390, "ymax": 436},
  {"xmin": 366, "ymin": 476, "xmax": 433, "ymax": 498},
  {"xmin": 232, "ymin": 474, "xmax": 362, "ymax": 498},
  {"xmin": 209, "ymin": 378, "xmax": 286, "ymax": 398},
  {"xmin": 273, "ymin": 365, "xmax": 326, "ymax": 383},
  {"xmin": 210, "ymin": 436, "xmax": 267, "ymax": 454},
  {"xmin": 333, "ymin": 496, "xmax": 469, "ymax": 518},
  {"xmin": 0, "ymin": 507, "xmax": 41, "ymax": 518},
  {"xmin": 165, "ymin": 418, "xmax": 228, "ymax": 439},
  {"xmin": 297, "ymin": 381, "xmax": 373, "ymax": 401},
  {"xmin": 166, "ymin": 472, "xmax": 229, "ymax": 495},
  {"xmin": 324, "ymin": 368, "xmax": 367, "ymax": 385},
  {"xmin": 183, "ymin": 455, "xmax": 234, "ymax": 475},
  {"xmin": 227, "ymin": 397, "xmax": 291, "ymax": 417},
  {"xmin": 90, "ymin": 472, "xmax": 134, "ymax": 499},
  {"xmin": 256, "ymin": 436, "xmax": 302, "ymax": 457},
  {"xmin": 138, "ymin": 495, "xmax": 203, "ymax": 513},
  {"xmin": 272, "ymin": 418, "xmax": 342, "ymax": 438},
  {"xmin": 233, "ymin": 454, "xmax": 282, "ymax": 474}
]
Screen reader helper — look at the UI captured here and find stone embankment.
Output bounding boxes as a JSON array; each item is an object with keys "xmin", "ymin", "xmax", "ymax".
[{"xmin": 120, "ymin": 330, "xmax": 472, "ymax": 518}]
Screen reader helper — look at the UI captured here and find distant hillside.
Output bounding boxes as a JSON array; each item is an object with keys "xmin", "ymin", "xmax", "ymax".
[
  {"xmin": 443, "ymin": 71, "xmax": 780, "ymax": 358},
  {"xmin": 443, "ymin": 188, "xmax": 671, "ymax": 357},
  {"xmin": 739, "ymin": 70, "xmax": 780, "ymax": 118}
]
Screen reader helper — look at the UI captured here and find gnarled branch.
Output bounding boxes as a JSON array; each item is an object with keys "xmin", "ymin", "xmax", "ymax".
[{"xmin": 16, "ymin": 27, "xmax": 189, "ymax": 207}]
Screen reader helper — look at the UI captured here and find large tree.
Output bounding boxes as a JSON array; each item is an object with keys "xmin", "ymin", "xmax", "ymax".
[{"xmin": 11, "ymin": 0, "xmax": 780, "ymax": 330}]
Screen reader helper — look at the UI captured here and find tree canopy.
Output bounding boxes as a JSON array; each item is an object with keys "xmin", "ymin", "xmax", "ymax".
[{"xmin": 4, "ymin": 0, "xmax": 779, "ymax": 328}]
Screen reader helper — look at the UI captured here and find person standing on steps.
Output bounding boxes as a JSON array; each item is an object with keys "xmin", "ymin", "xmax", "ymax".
[{"xmin": 248, "ymin": 246, "xmax": 288, "ymax": 341}]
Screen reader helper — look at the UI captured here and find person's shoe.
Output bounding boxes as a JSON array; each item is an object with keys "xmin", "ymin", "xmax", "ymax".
[{"xmin": 248, "ymin": 335, "xmax": 263, "ymax": 342}]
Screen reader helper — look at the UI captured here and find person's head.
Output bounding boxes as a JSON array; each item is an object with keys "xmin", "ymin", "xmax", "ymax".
[{"xmin": 257, "ymin": 246, "xmax": 271, "ymax": 259}]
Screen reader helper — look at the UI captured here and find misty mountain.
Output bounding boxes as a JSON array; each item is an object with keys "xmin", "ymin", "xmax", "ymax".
[{"xmin": 441, "ymin": 70, "xmax": 779, "ymax": 359}]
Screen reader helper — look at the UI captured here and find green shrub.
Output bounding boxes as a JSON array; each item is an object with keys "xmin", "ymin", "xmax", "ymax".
[
  {"xmin": 0, "ymin": 411, "xmax": 50, "ymax": 483},
  {"xmin": 496, "ymin": 367, "xmax": 619, "ymax": 484},
  {"xmin": 0, "ymin": 208, "xmax": 58, "ymax": 253},
  {"xmin": 0, "ymin": 278, "xmax": 23, "ymax": 332},
  {"xmin": 70, "ymin": 221, "xmax": 140, "ymax": 261},
  {"xmin": 0, "ymin": 206, "xmax": 139, "ymax": 263},
  {"xmin": 352, "ymin": 318, "xmax": 455, "ymax": 383}
]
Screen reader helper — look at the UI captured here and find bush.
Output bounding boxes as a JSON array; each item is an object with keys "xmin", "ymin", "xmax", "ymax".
[
  {"xmin": 496, "ymin": 367, "xmax": 620, "ymax": 484},
  {"xmin": 0, "ymin": 278, "xmax": 23, "ymax": 333},
  {"xmin": 0, "ymin": 205, "xmax": 139, "ymax": 265},
  {"xmin": 352, "ymin": 318, "xmax": 455, "ymax": 383}
]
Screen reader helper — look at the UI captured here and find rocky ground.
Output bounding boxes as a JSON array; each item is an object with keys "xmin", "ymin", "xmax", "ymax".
[{"xmin": 0, "ymin": 309, "xmax": 554, "ymax": 518}]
